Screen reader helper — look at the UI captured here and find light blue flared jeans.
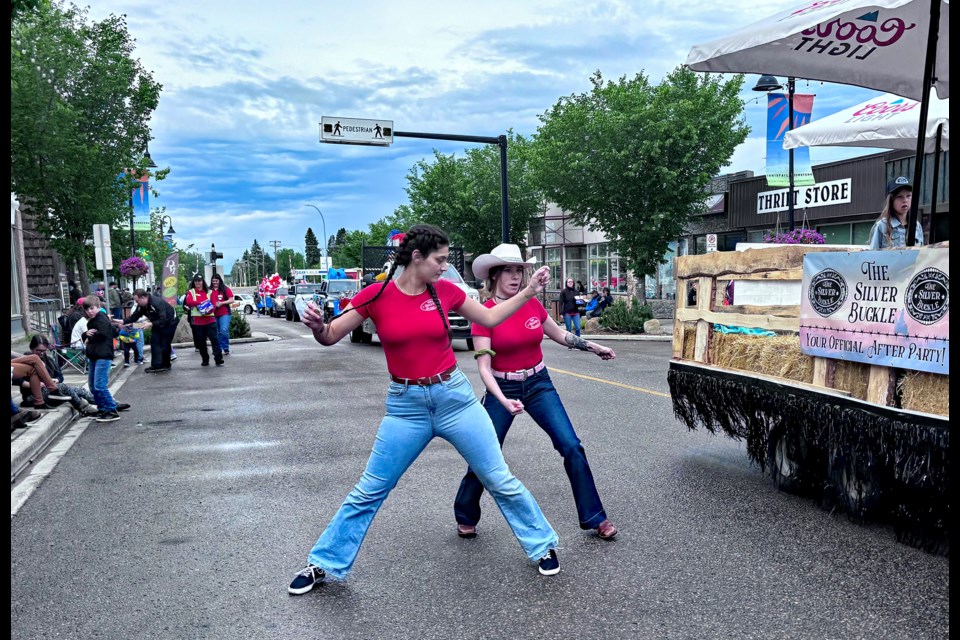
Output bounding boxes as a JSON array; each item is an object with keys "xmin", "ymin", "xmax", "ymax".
[{"xmin": 307, "ymin": 369, "xmax": 558, "ymax": 580}]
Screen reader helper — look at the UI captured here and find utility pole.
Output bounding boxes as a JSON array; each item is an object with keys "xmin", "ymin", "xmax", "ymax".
[{"xmin": 270, "ymin": 240, "xmax": 282, "ymax": 276}]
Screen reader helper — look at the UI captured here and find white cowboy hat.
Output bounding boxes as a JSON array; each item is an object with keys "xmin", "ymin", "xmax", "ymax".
[{"xmin": 472, "ymin": 243, "xmax": 537, "ymax": 281}]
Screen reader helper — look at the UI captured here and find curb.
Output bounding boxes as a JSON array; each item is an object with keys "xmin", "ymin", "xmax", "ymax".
[{"xmin": 11, "ymin": 362, "xmax": 133, "ymax": 484}]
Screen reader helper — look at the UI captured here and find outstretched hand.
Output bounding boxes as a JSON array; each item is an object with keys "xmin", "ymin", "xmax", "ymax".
[
  {"xmin": 300, "ymin": 301, "xmax": 326, "ymax": 336},
  {"xmin": 527, "ymin": 266, "xmax": 550, "ymax": 295},
  {"xmin": 595, "ymin": 345, "xmax": 616, "ymax": 360}
]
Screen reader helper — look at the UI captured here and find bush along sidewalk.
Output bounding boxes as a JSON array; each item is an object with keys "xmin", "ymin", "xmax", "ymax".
[
  {"xmin": 229, "ymin": 311, "xmax": 252, "ymax": 339},
  {"xmin": 599, "ymin": 299, "xmax": 653, "ymax": 333}
]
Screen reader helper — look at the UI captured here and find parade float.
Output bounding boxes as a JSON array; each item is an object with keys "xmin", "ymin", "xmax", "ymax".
[{"xmin": 667, "ymin": 242, "xmax": 948, "ymax": 552}]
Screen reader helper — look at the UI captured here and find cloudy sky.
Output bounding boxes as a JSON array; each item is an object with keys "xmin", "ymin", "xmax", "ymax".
[{"xmin": 85, "ymin": 0, "xmax": 888, "ymax": 270}]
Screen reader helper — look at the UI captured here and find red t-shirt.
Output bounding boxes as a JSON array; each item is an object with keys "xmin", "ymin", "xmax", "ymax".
[
  {"xmin": 347, "ymin": 279, "xmax": 466, "ymax": 379},
  {"xmin": 184, "ymin": 289, "xmax": 216, "ymax": 325},
  {"xmin": 472, "ymin": 297, "xmax": 546, "ymax": 371},
  {"xmin": 211, "ymin": 287, "xmax": 234, "ymax": 317}
]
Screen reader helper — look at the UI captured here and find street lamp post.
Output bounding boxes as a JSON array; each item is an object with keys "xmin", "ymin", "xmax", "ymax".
[
  {"xmin": 159, "ymin": 214, "xmax": 176, "ymax": 248},
  {"xmin": 129, "ymin": 149, "xmax": 159, "ymax": 256},
  {"xmin": 753, "ymin": 75, "xmax": 796, "ymax": 231},
  {"xmin": 304, "ymin": 204, "xmax": 328, "ymax": 270}
]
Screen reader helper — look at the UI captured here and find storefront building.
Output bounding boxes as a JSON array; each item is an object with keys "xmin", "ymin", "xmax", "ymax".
[{"xmin": 684, "ymin": 149, "xmax": 949, "ymax": 254}]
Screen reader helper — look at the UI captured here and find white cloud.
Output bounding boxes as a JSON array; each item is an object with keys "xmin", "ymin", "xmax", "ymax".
[{"xmin": 83, "ymin": 0, "xmax": 890, "ymax": 265}]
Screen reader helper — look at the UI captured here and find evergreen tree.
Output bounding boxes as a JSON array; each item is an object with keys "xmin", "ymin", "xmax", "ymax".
[{"xmin": 304, "ymin": 228, "xmax": 321, "ymax": 267}]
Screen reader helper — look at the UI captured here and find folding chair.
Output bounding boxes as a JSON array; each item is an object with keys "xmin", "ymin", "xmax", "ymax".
[{"xmin": 50, "ymin": 321, "xmax": 88, "ymax": 375}]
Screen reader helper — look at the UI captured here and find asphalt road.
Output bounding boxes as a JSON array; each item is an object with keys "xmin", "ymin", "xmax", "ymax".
[{"xmin": 11, "ymin": 314, "xmax": 949, "ymax": 639}]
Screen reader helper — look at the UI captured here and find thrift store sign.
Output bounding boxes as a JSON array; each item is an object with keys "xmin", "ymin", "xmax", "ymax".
[{"xmin": 800, "ymin": 250, "xmax": 949, "ymax": 375}]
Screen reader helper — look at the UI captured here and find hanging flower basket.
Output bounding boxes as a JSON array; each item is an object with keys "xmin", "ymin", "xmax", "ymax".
[
  {"xmin": 120, "ymin": 256, "xmax": 149, "ymax": 277},
  {"xmin": 763, "ymin": 229, "xmax": 825, "ymax": 245}
]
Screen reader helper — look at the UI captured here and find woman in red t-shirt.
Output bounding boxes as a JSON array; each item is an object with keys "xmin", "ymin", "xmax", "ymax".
[
  {"xmin": 454, "ymin": 243, "xmax": 618, "ymax": 542},
  {"xmin": 209, "ymin": 274, "xmax": 234, "ymax": 355},
  {"xmin": 182, "ymin": 274, "xmax": 224, "ymax": 367},
  {"xmin": 288, "ymin": 224, "xmax": 561, "ymax": 595}
]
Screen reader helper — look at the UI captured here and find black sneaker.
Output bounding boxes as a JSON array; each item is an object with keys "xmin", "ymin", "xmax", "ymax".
[
  {"xmin": 215, "ymin": 361, "xmax": 224, "ymax": 367},
  {"xmin": 115, "ymin": 403, "xmax": 131, "ymax": 412},
  {"xmin": 22, "ymin": 410, "xmax": 43, "ymax": 423},
  {"xmin": 538, "ymin": 549, "xmax": 560, "ymax": 576},
  {"xmin": 144, "ymin": 366, "xmax": 169, "ymax": 373},
  {"xmin": 201, "ymin": 361, "xmax": 210, "ymax": 367},
  {"xmin": 47, "ymin": 392, "xmax": 72, "ymax": 401},
  {"xmin": 288, "ymin": 565, "xmax": 325, "ymax": 595},
  {"xmin": 95, "ymin": 410, "xmax": 121, "ymax": 423}
]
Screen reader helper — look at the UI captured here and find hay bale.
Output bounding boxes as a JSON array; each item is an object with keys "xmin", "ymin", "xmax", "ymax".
[
  {"xmin": 899, "ymin": 371, "xmax": 949, "ymax": 416},
  {"xmin": 682, "ymin": 325, "xmax": 696, "ymax": 360},
  {"xmin": 833, "ymin": 360, "xmax": 870, "ymax": 401},
  {"xmin": 711, "ymin": 332, "xmax": 813, "ymax": 384}
]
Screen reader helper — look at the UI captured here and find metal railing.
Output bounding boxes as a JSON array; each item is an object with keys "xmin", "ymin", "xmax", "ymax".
[{"xmin": 28, "ymin": 295, "xmax": 63, "ymax": 337}]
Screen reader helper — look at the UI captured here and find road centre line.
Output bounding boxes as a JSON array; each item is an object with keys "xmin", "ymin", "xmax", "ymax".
[{"xmin": 548, "ymin": 368, "xmax": 671, "ymax": 398}]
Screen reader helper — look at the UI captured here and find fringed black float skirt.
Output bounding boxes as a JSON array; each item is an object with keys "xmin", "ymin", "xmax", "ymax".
[{"xmin": 667, "ymin": 360, "xmax": 949, "ymax": 555}]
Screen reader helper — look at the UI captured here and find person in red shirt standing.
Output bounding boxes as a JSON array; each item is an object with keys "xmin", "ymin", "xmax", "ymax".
[
  {"xmin": 209, "ymin": 274, "xmax": 234, "ymax": 355},
  {"xmin": 288, "ymin": 224, "xmax": 561, "ymax": 595},
  {"xmin": 454, "ymin": 243, "xmax": 619, "ymax": 541},
  {"xmin": 182, "ymin": 274, "xmax": 224, "ymax": 367}
]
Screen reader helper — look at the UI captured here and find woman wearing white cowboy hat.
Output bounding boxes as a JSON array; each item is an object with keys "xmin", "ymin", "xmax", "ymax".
[
  {"xmin": 454, "ymin": 243, "xmax": 619, "ymax": 541},
  {"xmin": 288, "ymin": 226, "xmax": 562, "ymax": 595}
]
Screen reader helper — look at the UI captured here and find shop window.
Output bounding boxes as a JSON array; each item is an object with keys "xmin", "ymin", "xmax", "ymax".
[
  {"xmin": 852, "ymin": 221, "xmax": 875, "ymax": 245},
  {"xmin": 817, "ymin": 223, "xmax": 853, "ymax": 244},
  {"xmin": 718, "ymin": 232, "xmax": 745, "ymax": 252},
  {"xmin": 695, "ymin": 236, "xmax": 706, "ymax": 255},
  {"xmin": 564, "ymin": 246, "xmax": 587, "ymax": 290},
  {"xmin": 545, "ymin": 248, "xmax": 562, "ymax": 288}
]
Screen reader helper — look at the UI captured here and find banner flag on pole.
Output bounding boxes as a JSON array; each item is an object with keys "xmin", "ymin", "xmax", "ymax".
[
  {"xmin": 766, "ymin": 93, "xmax": 815, "ymax": 188},
  {"xmin": 161, "ymin": 252, "xmax": 180, "ymax": 309}
]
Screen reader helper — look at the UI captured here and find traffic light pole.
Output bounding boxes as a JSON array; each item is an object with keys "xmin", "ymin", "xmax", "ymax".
[{"xmin": 393, "ymin": 131, "xmax": 511, "ymax": 243}]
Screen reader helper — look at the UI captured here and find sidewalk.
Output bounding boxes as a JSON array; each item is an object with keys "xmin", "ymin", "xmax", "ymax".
[{"xmin": 10, "ymin": 331, "xmax": 275, "ymax": 483}]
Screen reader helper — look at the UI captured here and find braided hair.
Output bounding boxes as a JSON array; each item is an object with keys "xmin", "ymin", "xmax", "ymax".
[{"xmin": 332, "ymin": 224, "xmax": 453, "ymax": 344}]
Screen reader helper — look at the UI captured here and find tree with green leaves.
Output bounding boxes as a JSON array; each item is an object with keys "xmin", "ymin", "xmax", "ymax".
[
  {"xmin": 304, "ymin": 228, "xmax": 321, "ymax": 267},
  {"xmin": 11, "ymin": 3, "xmax": 166, "ymax": 291},
  {"xmin": 275, "ymin": 247, "xmax": 306, "ymax": 281},
  {"xmin": 331, "ymin": 230, "xmax": 366, "ymax": 269},
  {"xmin": 400, "ymin": 132, "xmax": 540, "ymax": 255},
  {"xmin": 533, "ymin": 68, "xmax": 748, "ymax": 302}
]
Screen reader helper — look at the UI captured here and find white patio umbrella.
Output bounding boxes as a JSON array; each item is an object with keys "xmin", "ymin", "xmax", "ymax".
[
  {"xmin": 686, "ymin": 0, "xmax": 949, "ymax": 245},
  {"xmin": 783, "ymin": 93, "xmax": 949, "ymax": 152},
  {"xmin": 686, "ymin": 0, "xmax": 949, "ymax": 101}
]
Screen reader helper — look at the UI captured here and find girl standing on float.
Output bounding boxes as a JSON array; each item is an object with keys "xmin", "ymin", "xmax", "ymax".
[
  {"xmin": 453, "ymin": 244, "xmax": 619, "ymax": 542},
  {"xmin": 289, "ymin": 224, "xmax": 560, "ymax": 595}
]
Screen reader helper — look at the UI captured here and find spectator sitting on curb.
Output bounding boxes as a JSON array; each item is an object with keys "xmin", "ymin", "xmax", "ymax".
[
  {"xmin": 588, "ymin": 287, "xmax": 613, "ymax": 318},
  {"xmin": 10, "ymin": 352, "xmax": 72, "ymax": 411},
  {"xmin": 21, "ymin": 336, "xmax": 101, "ymax": 415}
]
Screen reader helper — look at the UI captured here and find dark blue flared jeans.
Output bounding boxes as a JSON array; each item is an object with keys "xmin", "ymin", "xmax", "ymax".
[{"xmin": 454, "ymin": 368, "xmax": 608, "ymax": 529}]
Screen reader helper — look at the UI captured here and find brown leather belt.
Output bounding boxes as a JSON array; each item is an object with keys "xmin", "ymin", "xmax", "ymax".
[{"xmin": 390, "ymin": 364, "xmax": 459, "ymax": 386}]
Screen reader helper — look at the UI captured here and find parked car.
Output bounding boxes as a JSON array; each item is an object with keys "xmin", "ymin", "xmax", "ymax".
[
  {"xmin": 270, "ymin": 287, "xmax": 289, "ymax": 317},
  {"xmin": 234, "ymin": 293, "xmax": 255, "ymax": 315}
]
